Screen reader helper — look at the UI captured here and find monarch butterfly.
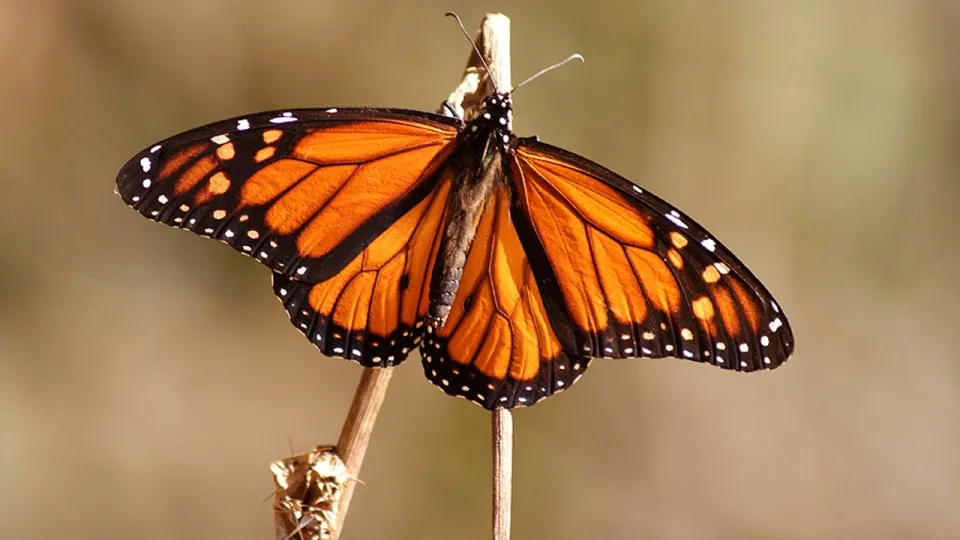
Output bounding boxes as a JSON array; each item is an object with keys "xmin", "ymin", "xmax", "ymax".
[{"xmin": 116, "ymin": 46, "xmax": 793, "ymax": 411}]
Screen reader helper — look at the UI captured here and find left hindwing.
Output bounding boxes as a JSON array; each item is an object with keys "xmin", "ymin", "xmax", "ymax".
[{"xmin": 509, "ymin": 139, "xmax": 794, "ymax": 372}]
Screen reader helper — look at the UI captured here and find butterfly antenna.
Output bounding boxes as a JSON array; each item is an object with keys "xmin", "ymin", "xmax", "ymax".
[
  {"xmin": 445, "ymin": 12, "xmax": 500, "ymax": 94},
  {"xmin": 510, "ymin": 53, "xmax": 584, "ymax": 95}
]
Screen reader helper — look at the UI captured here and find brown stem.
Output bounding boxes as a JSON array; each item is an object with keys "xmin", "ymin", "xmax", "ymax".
[
  {"xmin": 492, "ymin": 408, "xmax": 514, "ymax": 540},
  {"xmin": 332, "ymin": 367, "xmax": 394, "ymax": 538}
]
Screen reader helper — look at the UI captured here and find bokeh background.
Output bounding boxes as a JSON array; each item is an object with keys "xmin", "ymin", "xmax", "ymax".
[{"xmin": 3, "ymin": 1, "xmax": 959, "ymax": 539}]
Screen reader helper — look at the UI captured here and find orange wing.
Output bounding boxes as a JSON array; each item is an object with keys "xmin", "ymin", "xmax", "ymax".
[
  {"xmin": 117, "ymin": 108, "xmax": 462, "ymax": 367},
  {"xmin": 509, "ymin": 140, "xmax": 794, "ymax": 372},
  {"xmin": 421, "ymin": 185, "xmax": 591, "ymax": 408},
  {"xmin": 273, "ymin": 170, "xmax": 452, "ymax": 367},
  {"xmin": 116, "ymin": 108, "xmax": 459, "ymax": 283}
]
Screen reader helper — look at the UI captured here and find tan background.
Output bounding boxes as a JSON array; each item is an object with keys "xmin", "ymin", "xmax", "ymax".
[{"xmin": 3, "ymin": 1, "xmax": 959, "ymax": 539}]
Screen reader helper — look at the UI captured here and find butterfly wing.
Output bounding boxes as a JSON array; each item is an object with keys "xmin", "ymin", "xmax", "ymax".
[
  {"xmin": 116, "ymin": 108, "xmax": 459, "ymax": 283},
  {"xmin": 272, "ymin": 168, "xmax": 453, "ymax": 367},
  {"xmin": 117, "ymin": 108, "xmax": 461, "ymax": 367},
  {"xmin": 509, "ymin": 139, "xmax": 794, "ymax": 371},
  {"xmin": 421, "ymin": 184, "xmax": 591, "ymax": 409}
]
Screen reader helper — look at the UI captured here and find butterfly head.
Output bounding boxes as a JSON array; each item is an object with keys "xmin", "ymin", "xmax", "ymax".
[{"xmin": 465, "ymin": 93, "xmax": 514, "ymax": 150}]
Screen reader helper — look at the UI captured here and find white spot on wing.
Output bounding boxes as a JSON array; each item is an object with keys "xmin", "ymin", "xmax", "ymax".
[
  {"xmin": 701, "ymin": 238, "xmax": 716, "ymax": 252},
  {"xmin": 140, "ymin": 157, "xmax": 151, "ymax": 172},
  {"xmin": 270, "ymin": 112, "xmax": 298, "ymax": 124},
  {"xmin": 150, "ymin": 144, "xmax": 162, "ymax": 153},
  {"xmin": 141, "ymin": 178, "xmax": 152, "ymax": 188},
  {"xmin": 211, "ymin": 134, "xmax": 230, "ymax": 144},
  {"xmin": 632, "ymin": 185, "xmax": 643, "ymax": 194},
  {"xmin": 326, "ymin": 108, "xmax": 338, "ymax": 113},
  {"xmin": 665, "ymin": 211, "xmax": 689, "ymax": 229},
  {"xmin": 237, "ymin": 119, "xmax": 251, "ymax": 130}
]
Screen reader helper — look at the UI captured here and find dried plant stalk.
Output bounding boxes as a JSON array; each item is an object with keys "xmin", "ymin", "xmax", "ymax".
[{"xmin": 271, "ymin": 446, "xmax": 351, "ymax": 540}]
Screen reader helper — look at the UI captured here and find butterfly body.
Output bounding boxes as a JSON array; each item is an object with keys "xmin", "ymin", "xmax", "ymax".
[
  {"xmin": 429, "ymin": 94, "xmax": 514, "ymax": 328},
  {"xmin": 117, "ymin": 91, "xmax": 794, "ymax": 409}
]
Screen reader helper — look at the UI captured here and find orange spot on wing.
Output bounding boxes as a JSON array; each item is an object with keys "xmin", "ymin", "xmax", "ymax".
[
  {"xmin": 670, "ymin": 232, "xmax": 688, "ymax": 249},
  {"xmin": 193, "ymin": 171, "xmax": 231, "ymax": 205},
  {"xmin": 241, "ymin": 159, "xmax": 317, "ymax": 207},
  {"xmin": 262, "ymin": 129, "xmax": 284, "ymax": 144},
  {"xmin": 292, "ymin": 121, "xmax": 455, "ymax": 164},
  {"xmin": 667, "ymin": 248, "xmax": 683, "ymax": 269},
  {"xmin": 175, "ymin": 154, "xmax": 218, "ymax": 196},
  {"xmin": 255, "ymin": 146, "xmax": 276, "ymax": 163},
  {"xmin": 692, "ymin": 296, "xmax": 715, "ymax": 320},
  {"xmin": 159, "ymin": 142, "xmax": 208, "ymax": 182},
  {"xmin": 702, "ymin": 265, "xmax": 721, "ymax": 284},
  {"xmin": 216, "ymin": 143, "xmax": 235, "ymax": 160},
  {"xmin": 208, "ymin": 171, "xmax": 230, "ymax": 194},
  {"xmin": 692, "ymin": 296, "xmax": 718, "ymax": 337}
]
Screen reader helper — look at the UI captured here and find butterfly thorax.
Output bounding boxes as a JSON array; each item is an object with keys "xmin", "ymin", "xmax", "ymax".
[{"xmin": 427, "ymin": 94, "xmax": 514, "ymax": 330}]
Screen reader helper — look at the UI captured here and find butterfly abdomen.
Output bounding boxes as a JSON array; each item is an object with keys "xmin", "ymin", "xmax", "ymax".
[{"xmin": 428, "ymin": 150, "xmax": 504, "ymax": 328}]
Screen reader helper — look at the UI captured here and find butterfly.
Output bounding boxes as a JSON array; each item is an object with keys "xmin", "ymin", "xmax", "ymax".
[{"xmin": 116, "ymin": 57, "xmax": 793, "ymax": 411}]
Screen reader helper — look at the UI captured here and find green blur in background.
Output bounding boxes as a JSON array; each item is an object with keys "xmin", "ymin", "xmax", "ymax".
[{"xmin": 2, "ymin": 1, "xmax": 959, "ymax": 539}]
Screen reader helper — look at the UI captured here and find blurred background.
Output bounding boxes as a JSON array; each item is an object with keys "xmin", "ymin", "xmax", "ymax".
[{"xmin": 3, "ymin": 1, "xmax": 959, "ymax": 539}]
